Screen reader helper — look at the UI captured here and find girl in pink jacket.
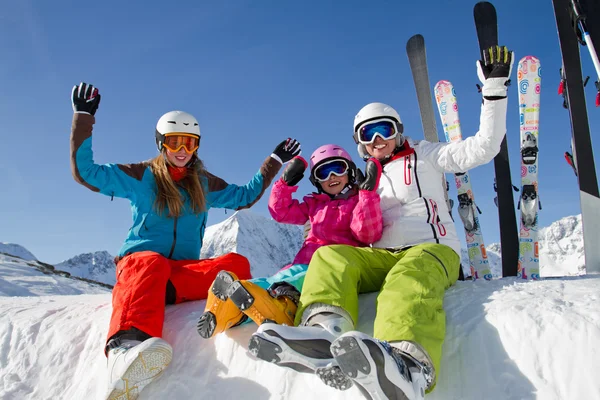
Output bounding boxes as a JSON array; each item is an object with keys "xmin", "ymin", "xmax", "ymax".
[{"xmin": 197, "ymin": 144, "xmax": 383, "ymax": 339}]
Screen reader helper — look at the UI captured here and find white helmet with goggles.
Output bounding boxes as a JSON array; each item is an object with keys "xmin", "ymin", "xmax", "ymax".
[
  {"xmin": 155, "ymin": 111, "xmax": 201, "ymax": 152},
  {"xmin": 353, "ymin": 102, "xmax": 404, "ymax": 160}
]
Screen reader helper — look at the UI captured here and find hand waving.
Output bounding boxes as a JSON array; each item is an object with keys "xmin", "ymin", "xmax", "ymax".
[
  {"xmin": 272, "ymin": 138, "xmax": 301, "ymax": 164},
  {"xmin": 71, "ymin": 82, "xmax": 101, "ymax": 115}
]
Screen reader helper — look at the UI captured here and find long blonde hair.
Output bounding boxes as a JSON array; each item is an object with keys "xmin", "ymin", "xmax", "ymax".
[{"xmin": 149, "ymin": 154, "xmax": 207, "ymax": 217}]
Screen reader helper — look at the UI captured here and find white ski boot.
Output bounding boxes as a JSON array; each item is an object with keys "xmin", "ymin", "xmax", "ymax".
[
  {"xmin": 248, "ymin": 311, "xmax": 354, "ymax": 390},
  {"xmin": 330, "ymin": 331, "xmax": 431, "ymax": 400},
  {"xmin": 106, "ymin": 337, "xmax": 173, "ymax": 400}
]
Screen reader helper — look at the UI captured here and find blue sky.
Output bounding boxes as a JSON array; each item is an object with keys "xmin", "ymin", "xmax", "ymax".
[{"xmin": 1, "ymin": 0, "xmax": 599, "ymax": 263}]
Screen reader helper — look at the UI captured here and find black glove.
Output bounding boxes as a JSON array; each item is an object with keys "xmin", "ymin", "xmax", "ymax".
[
  {"xmin": 267, "ymin": 281, "xmax": 300, "ymax": 305},
  {"xmin": 281, "ymin": 156, "xmax": 307, "ymax": 186},
  {"xmin": 272, "ymin": 138, "xmax": 301, "ymax": 164},
  {"xmin": 71, "ymin": 82, "xmax": 101, "ymax": 115},
  {"xmin": 476, "ymin": 45, "xmax": 514, "ymax": 100},
  {"xmin": 356, "ymin": 158, "xmax": 382, "ymax": 191}
]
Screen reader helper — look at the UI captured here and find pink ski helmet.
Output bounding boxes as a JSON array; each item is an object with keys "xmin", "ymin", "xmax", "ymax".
[{"xmin": 308, "ymin": 144, "xmax": 357, "ymax": 192}]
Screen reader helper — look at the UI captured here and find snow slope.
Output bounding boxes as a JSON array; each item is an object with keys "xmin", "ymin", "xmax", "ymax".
[
  {"xmin": 0, "ymin": 242, "xmax": 37, "ymax": 261},
  {"xmin": 0, "ymin": 253, "xmax": 110, "ymax": 297},
  {"xmin": 0, "ymin": 277, "xmax": 599, "ymax": 399}
]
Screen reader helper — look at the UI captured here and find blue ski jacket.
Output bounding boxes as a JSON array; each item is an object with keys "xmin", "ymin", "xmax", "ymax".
[{"xmin": 70, "ymin": 113, "xmax": 281, "ymax": 260}]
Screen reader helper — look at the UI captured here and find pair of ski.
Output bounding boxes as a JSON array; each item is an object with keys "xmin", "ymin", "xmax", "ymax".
[
  {"xmin": 406, "ymin": 2, "xmax": 541, "ymax": 280},
  {"xmin": 552, "ymin": 0, "xmax": 600, "ymax": 274}
]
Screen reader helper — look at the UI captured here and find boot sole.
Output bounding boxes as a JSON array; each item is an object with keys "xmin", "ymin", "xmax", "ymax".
[
  {"xmin": 212, "ymin": 270, "xmax": 237, "ymax": 300},
  {"xmin": 197, "ymin": 311, "xmax": 217, "ymax": 339},
  {"xmin": 249, "ymin": 325, "xmax": 338, "ymax": 373},
  {"xmin": 331, "ymin": 334, "xmax": 417, "ymax": 400},
  {"xmin": 315, "ymin": 364, "xmax": 353, "ymax": 391},
  {"xmin": 229, "ymin": 281, "xmax": 295, "ymax": 326},
  {"xmin": 106, "ymin": 339, "xmax": 172, "ymax": 400},
  {"xmin": 197, "ymin": 271, "xmax": 240, "ymax": 338}
]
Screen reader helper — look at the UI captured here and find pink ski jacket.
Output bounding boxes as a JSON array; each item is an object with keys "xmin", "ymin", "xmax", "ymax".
[{"xmin": 268, "ymin": 178, "xmax": 383, "ymax": 265}]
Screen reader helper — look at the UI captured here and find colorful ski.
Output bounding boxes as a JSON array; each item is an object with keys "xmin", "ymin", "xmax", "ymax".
[
  {"xmin": 434, "ymin": 80, "xmax": 491, "ymax": 280},
  {"xmin": 517, "ymin": 56, "xmax": 542, "ymax": 280}
]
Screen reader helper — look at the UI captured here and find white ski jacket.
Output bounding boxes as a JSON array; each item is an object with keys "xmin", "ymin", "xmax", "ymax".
[{"xmin": 373, "ymin": 98, "xmax": 508, "ymax": 256}]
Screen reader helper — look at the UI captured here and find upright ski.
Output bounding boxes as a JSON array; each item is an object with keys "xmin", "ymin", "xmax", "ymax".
[
  {"xmin": 434, "ymin": 80, "xmax": 491, "ymax": 280},
  {"xmin": 517, "ymin": 56, "xmax": 542, "ymax": 280},
  {"xmin": 552, "ymin": 0, "xmax": 600, "ymax": 274},
  {"xmin": 474, "ymin": 2, "xmax": 519, "ymax": 277},
  {"xmin": 406, "ymin": 34, "xmax": 453, "ymax": 215}
]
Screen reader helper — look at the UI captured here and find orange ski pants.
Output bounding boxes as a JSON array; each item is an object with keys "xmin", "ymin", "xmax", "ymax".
[{"xmin": 107, "ymin": 251, "xmax": 251, "ymax": 342}]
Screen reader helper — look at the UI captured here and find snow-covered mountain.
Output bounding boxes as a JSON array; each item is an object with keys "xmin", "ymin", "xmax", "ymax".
[
  {"xmin": 0, "ymin": 252, "xmax": 111, "ymax": 296},
  {"xmin": 0, "ymin": 242, "xmax": 37, "ymax": 261},
  {"xmin": 201, "ymin": 209, "xmax": 303, "ymax": 277},
  {"xmin": 56, "ymin": 251, "xmax": 117, "ymax": 286}
]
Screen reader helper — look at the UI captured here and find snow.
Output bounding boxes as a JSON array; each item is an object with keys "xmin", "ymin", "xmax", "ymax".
[
  {"xmin": 0, "ymin": 214, "xmax": 598, "ymax": 400},
  {"xmin": 0, "ymin": 253, "xmax": 110, "ymax": 297},
  {"xmin": 0, "ymin": 277, "xmax": 599, "ymax": 399},
  {"xmin": 0, "ymin": 243, "xmax": 37, "ymax": 261}
]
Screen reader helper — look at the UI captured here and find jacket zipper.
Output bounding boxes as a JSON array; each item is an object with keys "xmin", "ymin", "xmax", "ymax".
[
  {"xmin": 167, "ymin": 217, "xmax": 178, "ymax": 259},
  {"xmin": 404, "ymin": 155, "xmax": 412, "ymax": 185},
  {"xmin": 423, "ymin": 249, "xmax": 449, "ymax": 278},
  {"xmin": 429, "ymin": 199, "xmax": 447, "ymax": 236}
]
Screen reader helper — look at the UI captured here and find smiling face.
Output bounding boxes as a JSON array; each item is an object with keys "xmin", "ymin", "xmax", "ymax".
[
  {"xmin": 165, "ymin": 147, "xmax": 194, "ymax": 167},
  {"xmin": 320, "ymin": 173, "xmax": 349, "ymax": 196},
  {"xmin": 365, "ymin": 135, "xmax": 396, "ymax": 160}
]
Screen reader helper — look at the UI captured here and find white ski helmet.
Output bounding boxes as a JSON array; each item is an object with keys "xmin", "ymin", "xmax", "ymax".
[
  {"xmin": 155, "ymin": 110, "xmax": 201, "ymax": 151},
  {"xmin": 353, "ymin": 102, "xmax": 404, "ymax": 160}
]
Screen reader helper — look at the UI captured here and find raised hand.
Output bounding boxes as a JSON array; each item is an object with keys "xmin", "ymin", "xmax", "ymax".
[
  {"xmin": 356, "ymin": 158, "xmax": 382, "ymax": 191},
  {"xmin": 71, "ymin": 82, "xmax": 101, "ymax": 115},
  {"xmin": 272, "ymin": 138, "xmax": 301, "ymax": 164},
  {"xmin": 281, "ymin": 156, "xmax": 307, "ymax": 186},
  {"xmin": 476, "ymin": 45, "xmax": 514, "ymax": 99}
]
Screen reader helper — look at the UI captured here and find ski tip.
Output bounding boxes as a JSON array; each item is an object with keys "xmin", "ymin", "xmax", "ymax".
[
  {"xmin": 518, "ymin": 55, "xmax": 540, "ymax": 64},
  {"xmin": 474, "ymin": 1, "xmax": 496, "ymax": 12},
  {"xmin": 474, "ymin": 1, "xmax": 497, "ymax": 24},
  {"xmin": 406, "ymin": 33, "xmax": 425, "ymax": 51}
]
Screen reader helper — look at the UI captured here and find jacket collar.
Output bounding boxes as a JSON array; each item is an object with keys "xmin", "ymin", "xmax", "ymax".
[
  {"xmin": 313, "ymin": 185, "xmax": 358, "ymax": 201},
  {"xmin": 381, "ymin": 141, "xmax": 415, "ymax": 166}
]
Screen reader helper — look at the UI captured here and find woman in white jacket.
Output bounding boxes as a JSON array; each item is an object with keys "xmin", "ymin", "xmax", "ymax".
[{"xmin": 248, "ymin": 45, "xmax": 514, "ymax": 400}]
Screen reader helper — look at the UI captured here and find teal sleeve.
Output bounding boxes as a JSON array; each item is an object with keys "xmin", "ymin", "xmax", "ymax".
[
  {"xmin": 206, "ymin": 171, "xmax": 265, "ymax": 210},
  {"xmin": 250, "ymin": 264, "xmax": 308, "ymax": 292},
  {"xmin": 75, "ymin": 137, "xmax": 142, "ymax": 199}
]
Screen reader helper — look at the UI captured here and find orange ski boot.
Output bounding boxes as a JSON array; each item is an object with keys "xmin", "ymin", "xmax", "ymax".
[
  {"xmin": 228, "ymin": 281, "xmax": 300, "ymax": 326},
  {"xmin": 197, "ymin": 270, "xmax": 248, "ymax": 339}
]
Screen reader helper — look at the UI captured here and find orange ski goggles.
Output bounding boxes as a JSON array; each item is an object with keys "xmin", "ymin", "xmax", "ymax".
[{"xmin": 162, "ymin": 133, "xmax": 200, "ymax": 154}]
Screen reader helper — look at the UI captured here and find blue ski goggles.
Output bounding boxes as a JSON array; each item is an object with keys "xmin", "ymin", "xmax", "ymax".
[
  {"xmin": 357, "ymin": 119, "xmax": 397, "ymax": 144},
  {"xmin": 313, "ymin": 159, "xmax": 349, "ymax": 182}
]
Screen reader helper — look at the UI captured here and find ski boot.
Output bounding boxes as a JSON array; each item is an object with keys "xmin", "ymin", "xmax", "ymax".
[
  {"xmin": 248, "ymin": 312, "xmax": 354, "ymax": 390},
  {"xmin": 330, "ymin": 331, "xmax": 431, "ymax": 400},
  {"xmin": 197, "ymin": 270, "xmax": 248, "ymax": 339},
  {"xmin": 106, "ymin": 337, "xmax": 172, "ymax": 400},
  {"xmin": 229, "ymin": 281, "xmax": 299, "ymax": 326}
]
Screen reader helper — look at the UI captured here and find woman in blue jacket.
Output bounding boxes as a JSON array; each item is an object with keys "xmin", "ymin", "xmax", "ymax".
[{"xmin": 70, "ymin": 82, "xmax": 300, "ymax": 400}]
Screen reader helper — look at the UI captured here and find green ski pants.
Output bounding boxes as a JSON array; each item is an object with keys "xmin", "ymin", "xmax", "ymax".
[{"xmin": 295, "ymin": 242, "xmax": 460, "ymax": 377}]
